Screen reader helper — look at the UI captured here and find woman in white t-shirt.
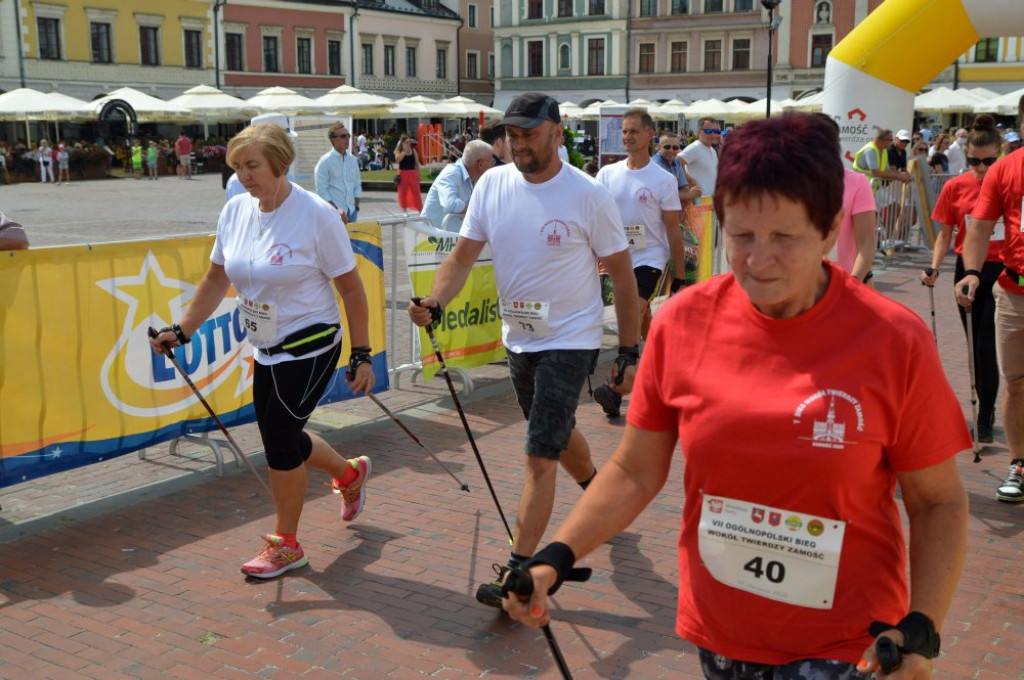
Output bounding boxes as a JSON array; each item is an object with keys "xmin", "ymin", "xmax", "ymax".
[{"xmin": 149, "ymin": 123, "xmax": 376, "ymax": 580}]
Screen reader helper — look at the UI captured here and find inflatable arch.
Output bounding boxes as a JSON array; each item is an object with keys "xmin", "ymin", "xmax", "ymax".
[{"xmin": 822, "ymin": 0, "xmax": 1023, "ymax": 163}]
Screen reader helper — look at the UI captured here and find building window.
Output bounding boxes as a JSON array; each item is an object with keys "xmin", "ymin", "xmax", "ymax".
[
  {"xmin": 140, "ymin": 26, "xmax": 160, "ymax": 65},
  {"xmin": 91, "ymin": 22, "xmax": 112, "ymax": 63},
  {"xmin": 734, "ymin": 0, "xmax": 753, "ymax": 10},
  {"xmin": 670, "ymin": 41, "xmax": 687, "ymax": 72},
  {"xmin": 704, "ymin": 39, "xmax": 721, "ymax": 71},
  {"xmin": 528, "ymin": 0, "xmax": 543, "ymax": 19},
  {"xmin": 528, "ymin": 40, "xmax": 543, "ymax": 76},
  {"xmin": 558, "ymin": 0, "xmax": 573, "ymax": 17},
  {"xmin": 328, "ymin": 39, "xmax": 342, "ymax": 75},
  {"xmin": 488, "ymin": 52, "xmax": 495, "ymax": 78},
  {"xmin": 672, "ymin": 0, "xmax": 688, "ymax": 13},
  {"xmin": 406, "ymin": 46, "xmax": 417, "ymax": 77},
  {"xmin": 263, "ymin": 35, "xmax": 279, "ymax": 72},
  {"xmin": 638, "ymin": 42, "xmax": 655, "ymax": 73},
  {"xmin": 975, "ymin": 37, "xmax": 999, "ymax": 63},
  {"xmin": 226, "ymin": 33, "xmax": 244, "ymax": 70},
  {"xmin": 468, "ymin": 4, "xmax": 478, "ymax": 27},
  {"xmin": 559, "ymin": 43, "xmax": 570, "ymax": 69},
  {"xmin": 295, "ymin": 37, "xmax": 311, "ymax": 73},
  {"xmin": 37, "ymin": 17, "xmax": 61, "ymax": 60},
  {"xmin": 587, "ymin": 37, "xmax": 604, "ymax": 75},
  {"xmin": 185, "ymin": 29, "xmax": 203, "ymax": 68},
  {"xmin": 384, "ymin": 45, "xmax": 395, "ymax": 76},
  {"xmin": 467, "ymin": 52, "xmax": 479, "ymax": 79},
  {"xmin": 732, "ymin": 38, "xmax": 750, "ymax": 70},
  {"xmin": 363, "ymin": 44, "xmax": 374, "ymax": 74},
  {"xmin": 437, "ymin": 47, "xmax": 448, "ymax": 78},
  {"xmin": 704, "ymin": 0, "xmax": 723, "ymax": 12},
  {"xmin": 490, "ymin": 6, "xmax": 495, "ymax": 27},
  {"xmin": 811, "ymin": 34, "xmax": 832, "ymax": 67},
  {"xmin": 639, "ymin": 0, "xmax": 656, "ymax": 16},
  {"xmin": 589, "ymin": 0, "xmax": 605, "ymax": 15}
]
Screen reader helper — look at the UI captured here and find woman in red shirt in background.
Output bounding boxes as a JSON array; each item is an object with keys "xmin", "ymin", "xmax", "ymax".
[{"xmin": 922, "ymin": 115, "xmax": 1005, "ymax": 442}]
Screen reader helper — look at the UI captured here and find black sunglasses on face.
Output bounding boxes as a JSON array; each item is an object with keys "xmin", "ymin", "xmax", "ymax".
[
  {"xmin": 966, "ymin": 156, "xmax": 998, "ymax": 166},
  {"xmin": 662, "ymin": 145, "xmax": 680, "ymax": 150}
]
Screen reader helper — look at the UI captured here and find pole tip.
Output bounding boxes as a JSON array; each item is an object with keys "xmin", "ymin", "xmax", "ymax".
[{"xmin": 461, "ymin": 484, "xmax": 470, "ymax": 492}]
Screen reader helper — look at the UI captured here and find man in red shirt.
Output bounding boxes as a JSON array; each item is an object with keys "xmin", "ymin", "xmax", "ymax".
[
  {"xmin": 175, "ymin": 132, "xmax": 193, "ymax": 180},
  {"xmin": 956, "ymin": 95, "xmax": 1024, "ymax": 503}
]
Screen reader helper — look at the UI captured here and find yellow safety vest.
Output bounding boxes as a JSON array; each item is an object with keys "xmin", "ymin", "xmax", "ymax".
[{"xmin": 852, "ymin": 140, "xmax": 889, "ymax": 177}]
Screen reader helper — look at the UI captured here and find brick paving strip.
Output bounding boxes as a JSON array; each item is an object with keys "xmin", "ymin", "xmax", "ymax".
[{"xmin": 1, "ymin": 249, "xmax": 1021, "ymax": 678}]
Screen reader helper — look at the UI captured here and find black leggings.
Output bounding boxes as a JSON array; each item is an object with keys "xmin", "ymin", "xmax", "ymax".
[
  {"xmin": 954, "ymin": 257, "xmax": 1001, "ymax": 420},
  {"xmin": 252, "ymin": 344, "xmax": 341, "ymax": 471}
]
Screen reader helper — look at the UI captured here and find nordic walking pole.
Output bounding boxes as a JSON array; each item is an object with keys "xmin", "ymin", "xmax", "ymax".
[
  {"xmin": 922, "ymin": 269, "xmax": 938, "ymax": 346},
  {"xmin": 962, "ymin": 289, "xmax": 982, "ymax": 462},
  {"xmin": 503, "ymin": 567, "xmax": 583, "ymax": 680},
  {"xmin": 410, "ymin": 297, "xmax": 515, "ymax": 544},
  {"xmin": 148, "ymin": 327, "xmax": 272, "ymax": 495},
  {"xmin": 366, "ymin": 391, "xmax": 470, "ymax": 492}
]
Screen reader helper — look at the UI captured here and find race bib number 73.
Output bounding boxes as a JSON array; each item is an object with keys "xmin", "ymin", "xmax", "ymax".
[{"xmin": 697, "ymin": 494, "xmax": 847, "ymax": 609}]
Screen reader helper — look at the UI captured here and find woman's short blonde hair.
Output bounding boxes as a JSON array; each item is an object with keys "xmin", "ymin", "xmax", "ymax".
[{"xmin": 226, "ymin": 123, "xmax": 295, "ymax": 177}]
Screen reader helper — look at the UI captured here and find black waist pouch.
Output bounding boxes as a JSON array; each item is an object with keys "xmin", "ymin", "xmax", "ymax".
[{"xmin": 261, "ymin": 322, "xmax": 340, "ymax": 357}]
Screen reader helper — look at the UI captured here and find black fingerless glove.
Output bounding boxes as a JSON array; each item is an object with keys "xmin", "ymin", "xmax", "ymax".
[
  {"xmin": 508, "ymin": 542, "xmax": 592, "ymax": 597},
  {"xmin": 670, "ymin": 277, "xmax": 686, "ymax": 294},
  {"xmin": 613, "ymin": 345, "xmax": 640, "ymax": 386},
  {"xmin": 159, "ymin": 323, "xmax": 190, "ymax": 346},
  {"xmin": 869, "ymin": 611, "xmax": 941, "ymax": 660},
  {"xmin": 347, "ymin": 346, "xmax": 372, "ymax": 381}
]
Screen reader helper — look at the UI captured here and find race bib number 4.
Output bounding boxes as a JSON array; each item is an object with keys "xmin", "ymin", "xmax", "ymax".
[
  {"xmin": 624, "ymin": 224, "xmax": 647, "ymax": 250},
  {"xmin": 499, "ymin": 299, "xmax": 551, "ymax": 337},
  {"xmin": 697, "ymin": 494, "xmax": 847, "ymax": 609},
  {"xmin": 236, "ymin": 295, "xmax": 278, "ymax": 344}
]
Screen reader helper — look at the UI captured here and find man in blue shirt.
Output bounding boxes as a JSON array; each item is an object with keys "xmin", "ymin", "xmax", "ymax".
[
  {"xmin": 651, "ymin": 131, "xmax": 701, "ymax": 204},
  {"xmin": 421, "ymin": 140, "xmax": 494, "ymax": 231},
  {"xmin": 315, "ymin": 123, "xmax": 362, "ymax": 223}
]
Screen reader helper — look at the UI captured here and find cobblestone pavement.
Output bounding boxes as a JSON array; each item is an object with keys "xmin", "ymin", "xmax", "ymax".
[{"xmin": 0, "ymin": 179, "xmax": 1021, "ymax": 678}]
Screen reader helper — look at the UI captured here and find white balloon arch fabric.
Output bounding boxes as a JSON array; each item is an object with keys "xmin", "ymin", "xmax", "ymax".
[{"xmin": 822, "ymin": 0, "xmax": 1024, "ymax": 163}]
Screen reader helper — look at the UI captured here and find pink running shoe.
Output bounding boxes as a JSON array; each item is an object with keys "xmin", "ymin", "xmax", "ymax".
[
  {"xmin": 331, "ymin": 456, "xmax": 372, "ymax": 521},
  {"xmin": 240, "ymin": 534, "xmax": 308, "ymax": 579}
]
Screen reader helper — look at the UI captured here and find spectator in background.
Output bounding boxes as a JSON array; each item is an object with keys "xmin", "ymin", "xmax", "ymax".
[
  {"xmin": 653, "ymin": 131, "xmax": 702, "ymax": 205},
  {"xmin": 947, "ymin": 128, "xmax": 968, "ymax": 175},
  {"xmin": 147, "ymin": 141, "xmax": 159, "ymax": 180},
  {"xmin": 315, "ymin": 123, "xmax": 362, "ymax": 224},
  {"xmin": 0, "ymin": 143, "xmax": 8, "ymax": 185},
  {"xmin": 679, "ymin": 118, "xmax": 721, "ymax": 198},
  {"xmin": 421, "ymin": 140, "xmax": 494, "ymax": 231},
  {"xmin": 481, "ymin": 122, "xmax": 512, "ymax": 166},
  {"xmin": 1004, "ymin": 130, "xmax": 1021, "ymax": 156},
  {"xmin": 584, "ymin": 156, "xmax": 599, "ymax": 177},
  {"xmin": 888, "ymin": 129, "xmax": 911, "ymax": 171},
  {"xmin": 394, "ymin": 135, "xmax": 423, "ymax": 214},
  {"xmin": 0, "ymin": 213, "xmax": 28, "ymax": 249},
  {"xmin": 929, "ymin": 133, "xmax": 951, "ymax": 174},
  {"xmin": 37, "ymin": 139, "xmax": 55, "ymax": 183},
  {"xmin": 175, "ymin": 131, "xmax": 193, "ymax": 179}
]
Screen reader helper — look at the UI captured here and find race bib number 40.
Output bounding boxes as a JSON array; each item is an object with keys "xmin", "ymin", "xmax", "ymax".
[{"xmin": 697, "ymin": 494, "xmax": 846, "ymax": 609}]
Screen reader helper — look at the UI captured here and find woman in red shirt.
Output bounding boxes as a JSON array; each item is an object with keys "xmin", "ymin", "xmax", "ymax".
[{"xmin": 922, "ymin": 115, "xmax": 1004, "ymax": 442}]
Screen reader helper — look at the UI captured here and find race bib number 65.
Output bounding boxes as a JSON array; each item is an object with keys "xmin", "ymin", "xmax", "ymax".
[{"xmin": 697, "ymin": 494, "xmax": 847, "ymax": 609}]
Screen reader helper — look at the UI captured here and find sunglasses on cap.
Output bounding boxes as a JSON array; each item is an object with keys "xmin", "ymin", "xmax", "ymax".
[
  {"xmin": 966, "ymin": 156, "xmax": 999, "ymax": 167},
  {"xmin": 661, "ymin": 144, "xmax": 680, "ymax": 150},
  {"xmin": 702, "ymin": 128, "xmax": 721, "ymax": 134}
]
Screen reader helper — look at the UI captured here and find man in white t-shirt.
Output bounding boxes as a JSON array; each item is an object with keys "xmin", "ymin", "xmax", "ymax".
[
  {"xmin": 408, "ymin": 92, "xmax": 641, "ymax": 609},
  {"xmin": 679, "ymin": 117, "xmax": 721, "ymax": 198},
  {"xmin": 593, "ymin": 108, "xmax": 683, "ymax": 417}
]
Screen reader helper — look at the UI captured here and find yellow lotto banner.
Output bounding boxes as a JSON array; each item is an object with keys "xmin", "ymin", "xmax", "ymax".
[
  {"xmin": 0, "ymin": 223, "xmax": 387, "ymax": 488},
  {"xmin": 403, "ymin": 230, "xmax": 505, "ymax": 381}
]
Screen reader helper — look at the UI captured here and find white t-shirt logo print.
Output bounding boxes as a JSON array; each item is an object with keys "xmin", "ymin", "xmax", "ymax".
[
  {"xmin": 540, "ymin": 219, "xmax": 570, "ymax": 246},
  {"xmin": 267, "ymin": 243, "xmax": 293, "ymax": 266}
]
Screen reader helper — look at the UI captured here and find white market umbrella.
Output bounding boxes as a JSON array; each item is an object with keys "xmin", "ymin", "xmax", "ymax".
[
  {"xmin": 314, "ymin": 85, "xmax": 396, "ymax": 116},
  {"xmin": 626, "ymin": 98, "xmax": 657, "ymax": 109},
  {"xmin": 557, "ymin": 101, "xmax": 584, "ymax": 120},
  {"xmin": 783, "ymin": 90, "xmax": 825, "ymax": 112},
  {"xmin": 441, "ymin": 96, "xmax": 503, "ymax": 119},
  {"xmin": 579, "ymin": 99, "xmax": 623, "ymax": 121},
  {"xmin": 91, "ymin": 87, "xmax": 191, "ymax": 122},
  {"xmin": 973, "ymin": 87, "xmax": 1024, "ymax": 115},
  {"xmin": 0, "ymin": 88, "xmax": 93, "ymax": 145},
  {"xmin": 914, "ymin": 86, "xmax": 986, "ymax": 114},
  {"xmin": 731, "ymin": 98, "xmax": 789, "ymax": 120},
  {"xmin": 650, "ymin": 98, "xmax": 688, "ymax": 120},
  {"xmin": 244, "ymin": 86, "xmax": 320, "ymax": 115},
  {"xmin": 169, "ymin": 84, "xmax": 254, "ymax": 137},
  {"xmin": 384, "ymin": 95, "xmax": 460, "ymax": 118}
]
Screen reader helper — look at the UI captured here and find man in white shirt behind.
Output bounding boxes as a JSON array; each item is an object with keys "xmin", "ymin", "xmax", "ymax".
[
  {"xmin": 679, "ymin": 117, "xmax": 721, "ymax": 198},
  {"xmin": 421, "ymin": 140, "xmax": 494, "ymax": 232},
  {"xmin": 315, "ymin": 123, "xmax": 362, "ymax": 223},
  {"xmin": 593, "ymin": 107, "xmax": 684, "ymax": 417}
]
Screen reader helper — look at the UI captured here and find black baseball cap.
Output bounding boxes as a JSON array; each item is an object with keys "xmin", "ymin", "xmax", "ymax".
[{"xmin": 502, "ymin": 93, "xmax": 561, "ymax": 129}]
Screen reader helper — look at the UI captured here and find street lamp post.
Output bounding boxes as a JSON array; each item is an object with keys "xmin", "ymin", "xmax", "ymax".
[{"xmin": 762, "ymin": 0, "xmax": 782, "ymax": 118}]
